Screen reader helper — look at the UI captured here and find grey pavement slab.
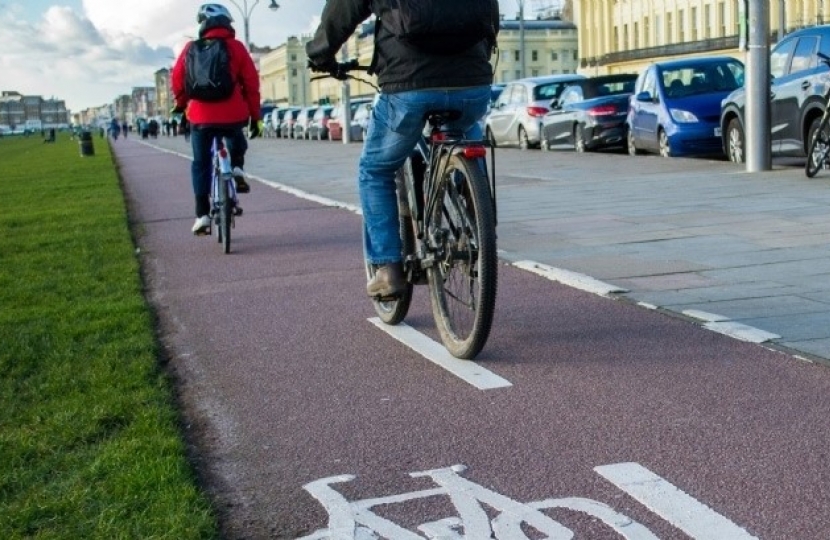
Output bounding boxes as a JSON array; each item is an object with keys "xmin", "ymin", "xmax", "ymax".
[{"xmin": 141, "ymin": 135, "xmax": 830, "ymax": 363}]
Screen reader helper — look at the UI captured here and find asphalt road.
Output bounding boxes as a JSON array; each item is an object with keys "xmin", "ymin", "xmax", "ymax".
[{"xmin": 114, "ymin": 135, "xmax": 830, "ymax": 539}]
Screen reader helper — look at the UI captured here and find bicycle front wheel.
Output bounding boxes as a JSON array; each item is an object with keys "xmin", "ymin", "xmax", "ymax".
[
  {"xmin": 806, "ymin": 115, "xmax": 830, "ymax": 178},
  {"xmin": 426, "ymin": 152, "xmax": 497, "ymax": 359}
]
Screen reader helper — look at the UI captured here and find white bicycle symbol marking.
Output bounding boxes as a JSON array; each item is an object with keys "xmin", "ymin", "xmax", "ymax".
[{"xmin": 298, "ymin": 463, "xmax": 758, "ymax": 540}]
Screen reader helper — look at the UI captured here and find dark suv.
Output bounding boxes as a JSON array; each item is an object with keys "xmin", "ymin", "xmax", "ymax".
[{"xmin": 720, "ymin": 25, "xmax": 830, "ymax": 163}]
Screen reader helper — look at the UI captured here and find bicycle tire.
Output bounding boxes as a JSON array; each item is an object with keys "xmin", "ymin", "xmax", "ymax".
[
  {"xmin": 219, "ymin": 177, "xmax": 233, "ymax": 254},
  {"xmin": 806, "ymin": 114, "xmax": 830, "ymax": 178},
  {"xmin": 369, "ymin": 164, "xmax": 415, "ymax": 325},
  {"xmin": 426, "ymin": 152, "xmax": 497, "ymax": 359}
]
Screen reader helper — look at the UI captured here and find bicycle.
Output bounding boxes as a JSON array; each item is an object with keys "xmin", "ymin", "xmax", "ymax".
[
  {"xmin": 312, "ymin": 61, "xmax": 499, "ymax": 359},
  {"xmin": 805, "ymin": 51, "xmax": 830, "ymax": 178},
  {"xmin": 207, "ymin": 136, "xmax": 242, "ymax": 254}
]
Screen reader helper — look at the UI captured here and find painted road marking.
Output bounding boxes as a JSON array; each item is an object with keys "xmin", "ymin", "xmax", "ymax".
[
  {"xmin": 300, "ymin": 462, "xmax": 755, "ymax": 539},
  {"xmin": 595, "ymin": 462, "xmax": 758, "ymax": 539},
  {"xmin": 513, "ymin": 260, "xmax": 628, "ymax": 296},
  {"xmin": 367, "ymin": 318, "xmax": 512, "ymax": 390}
]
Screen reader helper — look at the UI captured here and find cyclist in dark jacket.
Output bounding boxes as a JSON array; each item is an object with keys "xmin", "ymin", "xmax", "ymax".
[
  {"xmin": 171, "ymin": 3, "xmax": 261, "ymax": 235},
  {"xmin": 307, "ymin": 0, "xmax": 499, "ymax": 298}
]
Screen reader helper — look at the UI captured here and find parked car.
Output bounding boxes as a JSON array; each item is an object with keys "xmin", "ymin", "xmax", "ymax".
[
  {"xmin": 626, "ymin": 55, "xmax": 744, "ymax": 157},
  {"xmin": 484, "ymin": 74, "xmax": 586, "ymax": 149},
  {"xmin": 278, "ymin": 108, "xmax": 301, "ymax": 139},
  {"xmin": 721, "ymin": 25, "xmax": 830, "ymax": 164},
  {"xmin": 351, "ymin": 101, "xmax": 374, "ymax": 142},
  {"xmin": 293, "ymin": 106, "xmax": 318, "ymax": 140},
  {"xmin": 328, "ymin": 98, "xmax": 373, "ymax": 141},
  {"xmin": 540, "ymin": 73, "xmax": 638, "ymax": 152},
  {"xmin": 307, "ymin": 105, "xmax": 335, "ymax": 140}
]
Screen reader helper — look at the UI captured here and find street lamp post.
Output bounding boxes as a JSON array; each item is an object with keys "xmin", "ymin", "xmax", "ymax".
[
  {"xmin": 227, "ymin": 0, "xmax": 280, "ymax": 50},
  {"xmin": 518, "ymin": 0, "xmax": 526, "ymax": 79}
]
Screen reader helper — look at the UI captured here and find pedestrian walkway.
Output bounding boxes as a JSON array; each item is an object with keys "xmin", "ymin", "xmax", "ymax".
[{"xmin": 141, "ymin": 135, "xmax": 830, "ymax": 364}]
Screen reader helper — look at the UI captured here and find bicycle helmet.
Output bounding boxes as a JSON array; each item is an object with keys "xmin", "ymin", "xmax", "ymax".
[{"xmin": 197, "ymin": 3, "xmax": 233, "ymax": 23}]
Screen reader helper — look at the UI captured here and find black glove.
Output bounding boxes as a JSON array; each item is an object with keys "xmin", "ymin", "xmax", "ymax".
[
  {"xmin": 248, "ymin": 118, "xmax": 263, "ymax": 139},
  {"xmin": 308, "ymin": 57, "xmax": 338, "ymax": 74}
]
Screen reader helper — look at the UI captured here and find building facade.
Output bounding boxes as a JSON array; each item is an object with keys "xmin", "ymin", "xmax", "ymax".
[
  {"xmin": 575, "ymin": 0, "xmax": 830, "ymax": 75},
  {"xmin": 258, "ymin": 17, "xmax": 579, "ymax": 107},
  {"xmin": 0, "ymin": 91, "xmax": 69, "ymax": 131},
  {"xmin": 154, "ymin": 68, "xmax": 172, "ymax": 120}
]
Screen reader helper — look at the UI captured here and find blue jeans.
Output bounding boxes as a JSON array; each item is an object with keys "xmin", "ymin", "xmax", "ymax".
[
  {"xmin": 359, "ymin": 86, "xmax": 490, "ymax": 264},
  {"xmin": 190, "ymin": 125, "xmax": 247, "ymax": 217}
]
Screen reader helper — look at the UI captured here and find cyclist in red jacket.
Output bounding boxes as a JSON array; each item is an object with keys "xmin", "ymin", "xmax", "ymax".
[{"xmin": 171, "ymin": 3, "xmax": 262, "ymax": 235}]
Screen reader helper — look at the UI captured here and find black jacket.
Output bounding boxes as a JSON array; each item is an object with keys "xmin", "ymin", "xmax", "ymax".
[{"xmin": 306, "ymin": 0, "xmax": 498, "ymax": 93}]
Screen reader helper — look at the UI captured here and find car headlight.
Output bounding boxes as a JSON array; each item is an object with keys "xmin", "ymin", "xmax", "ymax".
[{"xmin": 669, "ymin": 109, "xmax": 700, "ymax": 123}]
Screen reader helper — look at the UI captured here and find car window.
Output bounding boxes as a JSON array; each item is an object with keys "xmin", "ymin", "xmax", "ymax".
[
  {"xmin": 790, "ymin": 36, "xmax": 819, "ymax": 74},
  {"xmin": 558, "ymin": 86, "xmax": 582, "ymax": 105},
  {"xmin": 496, "ymin": 84, "xmax": 515, "ymax": 106},
  {"xmin": 511, "ymin": 85, "xmax": 527, "ymax": 104},
  {"xmin": 534, "ymin": 82, "xmax": 565, "ymax": 101},
  {"xmin": 771, "ymin": 38, "xmax": 797, "ymax": 78},
  {"xmin": 642, "ymin": 68, "xmax": 657, "ymax": 96}
]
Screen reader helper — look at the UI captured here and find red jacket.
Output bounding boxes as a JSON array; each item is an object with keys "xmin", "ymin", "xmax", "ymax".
[{"xmin": 171, "ymin": 26, "xmax": 260, "ymax": 127}]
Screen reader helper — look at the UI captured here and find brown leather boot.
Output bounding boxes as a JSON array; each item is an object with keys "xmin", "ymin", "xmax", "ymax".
[{"xmin": 367, "ymin": 262, "xmax": 406, "ymax": 299}]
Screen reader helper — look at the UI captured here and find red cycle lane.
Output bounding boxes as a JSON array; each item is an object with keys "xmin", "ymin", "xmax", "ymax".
[{"xmin": 115, "ymin": 139, "xmax": 830, "ymax": 539}]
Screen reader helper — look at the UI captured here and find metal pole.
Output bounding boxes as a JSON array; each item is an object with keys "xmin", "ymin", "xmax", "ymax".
[
  {"xmin": 227, "ymin": 0, "xmax": 261, "ymax": 50},
  {"xmin": 746, "ymin": 0, "xmax": 771, "ymax": 172},
  {"xmin": 341, "ymin": 41, "xmax": 352, "ymax": 144},
  {"xmin": 519, "ymin": 0, "xmax": 526, "ymax": 79}
]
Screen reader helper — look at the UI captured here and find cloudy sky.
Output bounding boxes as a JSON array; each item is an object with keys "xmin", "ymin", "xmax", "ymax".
[{"xmin": 0, "ymin": 0, "xmax": 528, "ymax": 113}]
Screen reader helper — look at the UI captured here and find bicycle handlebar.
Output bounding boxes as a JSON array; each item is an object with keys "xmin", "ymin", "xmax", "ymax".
[{"xmin": 308, "ymin": 59, "xmax": 370, "ymax": 82}]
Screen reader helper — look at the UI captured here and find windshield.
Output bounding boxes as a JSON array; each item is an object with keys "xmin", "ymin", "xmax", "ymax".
[{"xmin": 661, "ymin": 60, "xmax": 744, "ymax": 98}]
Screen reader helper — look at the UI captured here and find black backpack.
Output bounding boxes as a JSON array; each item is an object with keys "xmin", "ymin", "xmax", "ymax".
[
  {"xmin": 376, "ymin": 0, "xmax": 497, "ymax": 56},
  {"xmin": 185, "ymin": 38, "xmax": 235, "ymax": 101}
]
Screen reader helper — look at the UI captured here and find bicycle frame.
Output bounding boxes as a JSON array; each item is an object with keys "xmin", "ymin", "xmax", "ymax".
[{"xmin": 404, "ymin": 122, "xmax": 497, "ymax": 267}]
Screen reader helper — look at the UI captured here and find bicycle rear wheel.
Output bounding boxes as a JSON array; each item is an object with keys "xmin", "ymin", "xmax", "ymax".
[
  {"xmin": 368, "ymin": 164, "xmax": 415, "ymax": 325},
  {"xmin": 426, "ymin": 152, "xmax": 497, "ymax": 359},
  {"xmin": 217, "ymin": 176, "xmax": 232, "ymax": 254},
  {"xmin": 806, "ymin": 115, "xmax": 830, "ymax": 178}
]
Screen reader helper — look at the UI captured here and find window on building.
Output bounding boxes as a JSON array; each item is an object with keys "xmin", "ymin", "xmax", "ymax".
[
  {"xmin": 644, "ymin": 16, "xmax": 650, "ymax": 47},
  {"xmin": 551, "ymin": 51, "xmax": 559, "ymax": 61},
  {"xmin": 291, "ymin": 68, "xmax": 297, "ymax": 76},
  {"xmin": 573, "ymin": 50, "xmax": 578, "ymax": 60},
  {"xmin": 719, "ymin": 2, "xmax": 726, "ymax": 37},
  {"xmin": 514, "ymin": 50, "xmax": 520, "ymax": 62},
  {"xmin": 613, "ymin": 27, "xmax": 619, "ymax": 52},
  {"xmin": 666, "ymin": 12, "xmax": 673, "ymax": 44},
  {"xmin": 290, "ymin": 54, "xmax": 297, "ymax": 61},
  {"xmin": 634, "ymin": 22, "xmax": 639, "ymax": 49},
  {"xmin": 532, "ymin": 69, "xmax": 539, "ymax": 76},
  {"xmin": 532, "ymin": 50, "xmax": 538, "ymax": 61},
  {"xmin": 515, "ymin": 70, "xmax": 521, "ymax": 79},
  {"xmin": 623, "ymin": 24, "xmax": 629, "ymax": 50},
  {"xmin": 679, "ymin": 10, "xmax": 685, "ymax": 42},
  {"xmin": 691, "ymin": 7, "xmax": 698, "ymax": 41}
]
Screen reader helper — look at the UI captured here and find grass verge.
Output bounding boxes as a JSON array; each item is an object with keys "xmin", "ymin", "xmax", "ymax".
[{"xmin": 0, "ymin": 134, "xmax": 219, "ymax": 539}]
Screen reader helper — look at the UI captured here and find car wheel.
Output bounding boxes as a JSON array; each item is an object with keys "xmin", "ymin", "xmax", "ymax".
[
  {"xmin": 486, "ymin": 127, "xmax": 497, "ymax": 148},
  {"xmin": 574, "ymin": 125, "xmax": 586, "ymax": 153},
  {"xmin": 658, "ymin": 129, "xmax": 672, "ymax": 157},
  {"xmin": 518, "ymin": 126, "xmax": 530, "ymax": 150},
  {"xmin": 627, "ymin": 128, "xmax": 642, "ymax": 156},
  {"xmin": 726, "ymin": 118, "xmax": 745, "ymax": 163}
]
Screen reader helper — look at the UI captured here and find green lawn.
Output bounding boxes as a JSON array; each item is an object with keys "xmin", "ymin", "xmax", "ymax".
[{"xmin": 0, "ymin": 134, "xmax": 220, "ymax": 539}]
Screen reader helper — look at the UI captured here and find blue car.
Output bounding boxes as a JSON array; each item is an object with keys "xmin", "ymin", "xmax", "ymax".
[{"xmin": 626, "ymin": 56, "xmax": 745, "ymax": 158}]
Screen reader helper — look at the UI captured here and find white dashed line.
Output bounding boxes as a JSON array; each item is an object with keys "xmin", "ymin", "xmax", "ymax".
[
  {"xmin": 367, "ymin": 318, "xmax": 512, "ymax": 390},
  {"xmin": 512, "ymin": 260, "xmax": 629, "ymax": 296}
]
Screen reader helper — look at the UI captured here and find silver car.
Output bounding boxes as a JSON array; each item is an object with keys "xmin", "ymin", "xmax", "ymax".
[{"xmin": 485, "ymin": 74, "xmax": 586, "ymax": 150}]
